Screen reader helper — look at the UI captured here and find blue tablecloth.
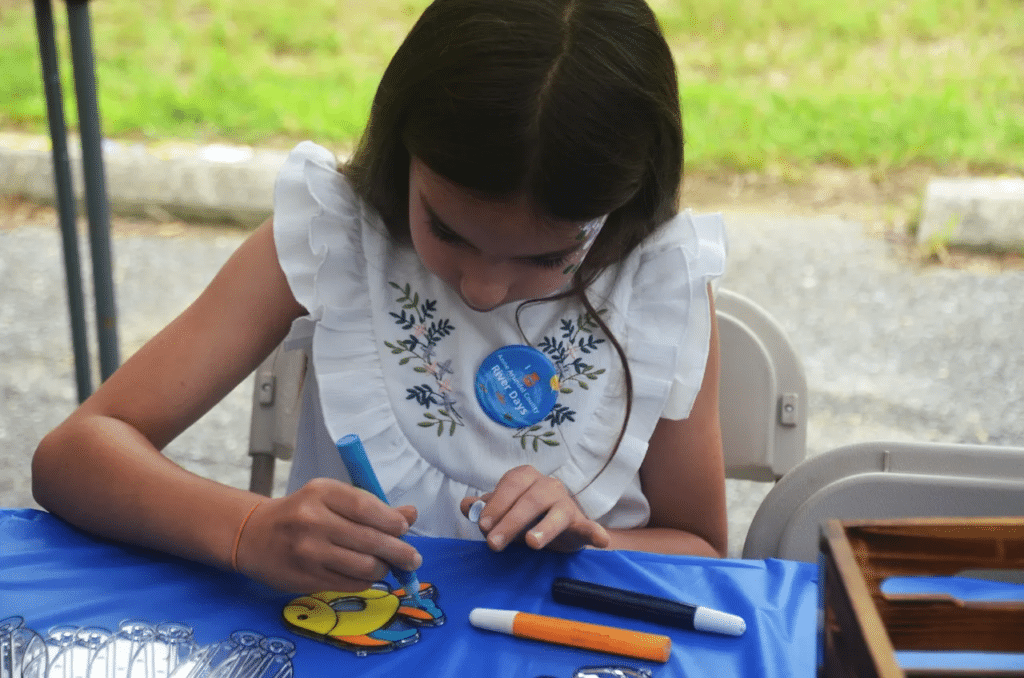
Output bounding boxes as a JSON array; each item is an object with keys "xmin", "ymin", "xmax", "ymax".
[{"xmin": 0, "ymin": 509, "xmax": 817, "ymax": 677}]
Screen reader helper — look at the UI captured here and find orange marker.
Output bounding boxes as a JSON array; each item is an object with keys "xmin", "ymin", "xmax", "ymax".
[{"xmin": 468, "ymin": 608, "xmax": 671, "ymax": 663}]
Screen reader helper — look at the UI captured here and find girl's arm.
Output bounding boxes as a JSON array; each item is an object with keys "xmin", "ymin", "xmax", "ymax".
[
  {"xmin": 606, "ymin": 290, "xmax": 728, "ymax": 557},
  {"xmin": 32, "ymin": 219, "xmax": 421, "ymax": 592}
]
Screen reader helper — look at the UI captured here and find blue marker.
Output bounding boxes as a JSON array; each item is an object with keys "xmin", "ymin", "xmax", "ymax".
[{"xmin": 335, "ymin": 434, "xmax": 423, "ymax": 605}]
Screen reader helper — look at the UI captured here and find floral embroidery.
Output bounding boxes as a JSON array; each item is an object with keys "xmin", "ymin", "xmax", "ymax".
[
  {"xmin": 539, "ymin": 311, "xmax": 608, "ymax": 392},
  {"xmin": 385, "ymin": 281, "xmax": 607, "ymax": 448},
  {"xmin": 517, "ymin": 310, "xmax": 607, "ymax": 451},
  {"xmin": 385, "ymin": 282, "xmax": 463, "ymax": 436}
]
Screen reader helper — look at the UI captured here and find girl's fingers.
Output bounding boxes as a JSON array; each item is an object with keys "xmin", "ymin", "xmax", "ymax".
[
  {"xmin": 483, "ymin": 473, "xmax": 554, "ymax": 549},
  {"xmin": 522, "ymin": 500, "xmax": 573, "ymax": 550},
  {"xmin": 233, "ymin": 483, "xmax": 419, "ymax": 594},
  {"xmin": 523, "ymin": 500, "xmax": 610, "ymax": 552},
  {"xmin": 314, "ymin": 482, "xmax": 420, "ymax": 562},
  {"xmin": 483, "ymin": 469, "xmax": 589, "ymax": 551},
  {"xmin": 317, "ymin": 479, "xmax": 411, "ymax": 536},
  {"xmin": 491, "ymin": 479, "xmax": 557, "ymax": 537},
  {"xmin": 463, "ymin": 467, "xmax": 609, "ymax": 553},
  {"xmin": 477, "ymin": 466, "xmax": 536, "ymax": 531},
  {"xmin": 459, "ymin": 493, "xmax": 494, "ymax": 519},
  {"xmin": 589, "ymin": 522, "xmax": 612, "ymax": 548},
  {"xmin": 396, "ymin": 504, "xmax": 418, "ymax": 527},
  {"xmin": 319, "ymin": 557, "xmax": 387, "ymax": 594},
  {"xmin": 324, "ymin": 512, "xmax": 423, "ymax": 573}
]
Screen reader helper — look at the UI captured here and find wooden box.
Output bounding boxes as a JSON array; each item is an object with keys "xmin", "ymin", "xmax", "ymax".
[{"xmin": 818, "ymin": 517, "xmax": 1024, "ymax": 678}]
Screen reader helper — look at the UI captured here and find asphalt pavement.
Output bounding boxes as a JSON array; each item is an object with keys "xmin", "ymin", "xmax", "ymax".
[{"xmin": 2, "ymin": 194, "xmax": 1022, "ymax": 558}]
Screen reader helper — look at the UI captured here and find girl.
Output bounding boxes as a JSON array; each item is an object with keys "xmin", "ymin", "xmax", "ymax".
[{"xmin": 32, "ymin": 0, "xmax": 728, "ymax": 595}]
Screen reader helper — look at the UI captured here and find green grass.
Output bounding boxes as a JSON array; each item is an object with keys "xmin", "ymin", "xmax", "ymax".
[{"xmin": 2, "ymin": 0, "xmax": 1022, "ymax": 175}]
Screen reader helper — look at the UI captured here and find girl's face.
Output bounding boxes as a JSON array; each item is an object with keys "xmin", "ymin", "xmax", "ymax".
[{"xmin": 408, "ymin": 157, "xmax": 602, "ymax": 313}]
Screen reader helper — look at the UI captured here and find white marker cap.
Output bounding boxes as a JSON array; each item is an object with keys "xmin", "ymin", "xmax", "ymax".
[
  {"xmin": 468, "ymin": 500, "xmax": 486, "ymax": 524},
  {"xmin": 693, "ymin": 607, "xmax": 746, "ymax": 636},
  {"xmin": 469, "ymin": 608, "xmax": 516, "ymax": 634}
]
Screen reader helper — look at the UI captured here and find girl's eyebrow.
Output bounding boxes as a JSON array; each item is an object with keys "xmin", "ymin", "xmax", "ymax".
[{"xmin": 421, "ymin": 194, "xmax": 585, "ymax": 261}]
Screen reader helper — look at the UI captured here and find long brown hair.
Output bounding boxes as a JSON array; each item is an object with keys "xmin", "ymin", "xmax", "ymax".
[{"xmin": 344, "ymin": 0, "xmax": 683, "ymax": 484}]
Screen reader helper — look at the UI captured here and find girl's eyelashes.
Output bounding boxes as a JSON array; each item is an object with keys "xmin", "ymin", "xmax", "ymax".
[
  {"xmin": 527, "ymin": 252, "xmax": 573, "ymax": 269},
  {"xmin": 427, "ymin": 213, "xmax": 467, "ymax": 245},
  {"xmin": 426, "ymin": 212, "xmax": 575, "ymax": 271}
]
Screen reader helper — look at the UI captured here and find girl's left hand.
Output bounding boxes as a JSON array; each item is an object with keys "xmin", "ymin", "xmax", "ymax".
[{"xmin": 460, "ymin": 465, "xmax": 611, "ymax": 553}]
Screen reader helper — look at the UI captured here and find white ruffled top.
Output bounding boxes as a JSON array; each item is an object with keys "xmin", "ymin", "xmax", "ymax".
[{"xmin": 273, "ymin": 142, "xmax": 727, "ymax": 540}]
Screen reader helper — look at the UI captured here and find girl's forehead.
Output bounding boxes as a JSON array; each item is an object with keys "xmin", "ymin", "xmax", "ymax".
[
  {"xmin": 409, "ymin": 157, "xmax": 588, "ymax": 233},
  {"xmin": 409, "ymin": 158, "xmax": 607, "ymax": 263}
]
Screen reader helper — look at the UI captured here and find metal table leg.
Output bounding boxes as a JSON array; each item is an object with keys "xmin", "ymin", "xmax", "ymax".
[
  {"xmin": 32, "ymin": 0, "xmax": 120, "ymax": 401},
  {"xmin": 32, "ymin": 0, "xmax": 92, "ymax": 402},
  {"xmin": 66, "ymin": 0, "xmax": 119, "ymax": 382}
]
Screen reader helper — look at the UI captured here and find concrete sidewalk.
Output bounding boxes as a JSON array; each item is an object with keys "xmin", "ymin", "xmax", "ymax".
[{"xmin": 2, "ymin": 133, "xmax": 1023, "ymax": 557}]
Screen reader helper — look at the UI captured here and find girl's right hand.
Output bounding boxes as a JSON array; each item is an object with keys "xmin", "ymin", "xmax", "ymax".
[
  {"xmin": 461, "ymin": 465, "xmax": 610, "ymax": 553},
  {"xmin": 232, "ymin": 478, "xmax": 421, "ymax": 594}
]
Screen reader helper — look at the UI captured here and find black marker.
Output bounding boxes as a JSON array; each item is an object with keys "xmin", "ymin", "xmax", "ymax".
[{"xmin": 552, "ymin": 578, "xmax": 746, "ymax": 637}]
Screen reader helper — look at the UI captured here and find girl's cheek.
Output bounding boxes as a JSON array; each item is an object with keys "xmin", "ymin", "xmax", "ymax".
[{"xmin": 532, "ymin": 270, "xmax": 573, "ymax": 297}]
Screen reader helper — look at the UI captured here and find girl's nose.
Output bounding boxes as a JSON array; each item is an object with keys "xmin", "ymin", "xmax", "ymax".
[{"xmin": 459, "ymin": 262, "xmax": 512, "ymax": 312}]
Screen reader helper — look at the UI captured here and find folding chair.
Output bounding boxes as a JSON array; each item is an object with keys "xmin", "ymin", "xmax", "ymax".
[
  {"xmin": 247, "ymin": 345, "xmax": 306, "ymax": 496},
  {"xmin": 716, "ymin": 288, "xmax": 807, "ymax": 481},
  {"xmin": 742, "ymin": 440, "xmax": 1024, "ymax": 562},
  {"xmin": 247, "ymin": 289, "xmax": 810, "ymax": 495}
]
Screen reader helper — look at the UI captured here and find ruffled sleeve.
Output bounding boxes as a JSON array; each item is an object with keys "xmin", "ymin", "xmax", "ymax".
[
  {"xmin": 273, "ymin": 141, "xmax": 370, "ymax": 348},
  {"xmin": 558, "ymin": 211, "xmax": 727, "ymax": 525},
  {"xmin": 651, "ymin": 211, "xmax": 728, "ymax": 420}
]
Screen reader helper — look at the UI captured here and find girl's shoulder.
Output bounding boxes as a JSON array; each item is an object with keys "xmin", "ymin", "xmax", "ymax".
[
  {"xmin": 603, "ymin": 210, "xmax": 727, "ymax": 302},
  {"xmin": 614, "ymin": 210, "xmax": 727, "ymax": 419},
  {"xmin": 273, "ymin": 141, "xmax": 366, "ymax": 222},
  {"xmin": 639, "ymin": 210, "xmax": 727, "ymax": 267},
  {"xmin": 272, "ymin": 142, "xmax": 389, "ymax": 318}
]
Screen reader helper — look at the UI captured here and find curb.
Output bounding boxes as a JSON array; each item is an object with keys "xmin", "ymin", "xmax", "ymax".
[
  {"xmin": 917, "ymin": 177, "xmax": 1024, "ymax": 252},
  {"xmin": 0, "ymin": 132, "xmax": 287, "ymax": 227},
  {"xmin": 2, "ymin": 131, "xmax": 1022, "ymax": 249}
]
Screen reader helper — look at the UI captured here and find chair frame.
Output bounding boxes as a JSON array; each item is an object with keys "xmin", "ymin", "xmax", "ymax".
[
  {"xmin": 742, "ymin": 440, "xmax": 1024, "ymax": 562},
  {"xmin": 715, "ymin": 288, "xmax": 807, "ymax": 481}
]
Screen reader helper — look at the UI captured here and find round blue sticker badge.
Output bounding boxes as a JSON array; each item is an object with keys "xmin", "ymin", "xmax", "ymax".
[{"xmin": 475, "ymin": 345, "xmax": 559, "ymax": 428}]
